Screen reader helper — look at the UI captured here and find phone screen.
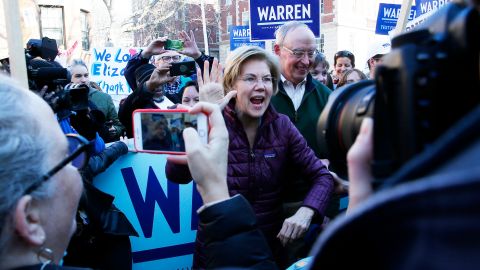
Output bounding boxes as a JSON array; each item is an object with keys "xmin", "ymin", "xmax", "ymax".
[{"xmin": 139, "ymin": 112, "xmax": 198, "ymax": 152}]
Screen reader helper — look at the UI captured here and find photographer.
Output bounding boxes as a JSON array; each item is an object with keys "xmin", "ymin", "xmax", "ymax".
[
  {"xmin": 119, "ymin": 31, "xmax": 213, "ymax": 137},
  {"xmin": 69, "ymin": 59, "xmax": 124, "ymax": 143}
]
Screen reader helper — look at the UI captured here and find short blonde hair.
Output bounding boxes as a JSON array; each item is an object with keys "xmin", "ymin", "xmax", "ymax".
[{"xmin": 223, "ymin": 46, "xmax": 280, "ymax": 95}]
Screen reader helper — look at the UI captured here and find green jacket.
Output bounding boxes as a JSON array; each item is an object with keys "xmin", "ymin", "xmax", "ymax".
[
  {"xmin": 271, "ymin": 74, "xmax": 331, "ymax": 203},
  {"xmin": 271, "ymin": 74, "xmax": 331, "ymax": 159},
  {"xmin": 89, "ymin": 88, "xmax": 125, "ymax": 138}
]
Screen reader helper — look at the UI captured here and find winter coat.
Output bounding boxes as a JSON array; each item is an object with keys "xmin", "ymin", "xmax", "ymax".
[
  {"xmin": 88, "ymin": 87, "xmax": 125, "ymax": 141},
  {"xmin": 166, "ymin": 100, "xmax": 333, "ymax": 267}
]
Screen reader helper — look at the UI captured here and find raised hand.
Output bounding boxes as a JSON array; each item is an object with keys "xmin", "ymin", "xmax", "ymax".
[
  {"xmin": 197, "ymin": 59, "xmax": 236, "ymax": 109},
  {"xmin": 142, "ymin": 37, "xmax": 168, "ymax": 59},
  {"xmin": 167, "ymin": 102, "xmax": 230, "ymax": 204},
  {"xmin": 178, "ymin": 30, "xmax": 202, "ymax": 59},
  {"xmin": 146, "ymin": 63, "xmax": 176, "ymax": 91}
]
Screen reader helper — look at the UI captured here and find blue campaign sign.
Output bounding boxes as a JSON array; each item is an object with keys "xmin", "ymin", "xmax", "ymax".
[
  {"xmin": 249, "ymin": 0, "xmax": 320, "ymax": 41},
  {"xmin": 230, "ymin": 26, "xmax": 265, "ymax": 51},
  {"xmin": 415, "ymin": 0, "xmax": 451, "ymax": 16},
  {"xmin": 93, "ymin": 152, "xmax": 201, "ymax": 269},
  {"xmin": 375, "ymin": 3, "xmax": 417, "ymax": 35}
]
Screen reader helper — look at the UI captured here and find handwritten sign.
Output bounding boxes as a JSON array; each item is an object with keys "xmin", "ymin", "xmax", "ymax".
[
  {"xmin": 90, "ymin": 47, "xmax": 140, "ymax": 95},
  {"xmin": 93, "ymin": 152, "xmax": 201, "ymax": 269}
]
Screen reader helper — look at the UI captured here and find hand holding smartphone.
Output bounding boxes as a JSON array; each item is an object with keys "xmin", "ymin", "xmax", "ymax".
[
  {"xmin": 169, "ymin": 60, "xmax": 196, "ymax": 77},
  {"xmin": 133, "ymin": 109, "xmax": 208, "ymax": 154}
]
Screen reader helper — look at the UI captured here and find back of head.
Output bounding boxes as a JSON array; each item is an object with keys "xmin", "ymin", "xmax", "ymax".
[{"xmin": 0, "ymin": 75, "xmax": 51, "ymax": 258}]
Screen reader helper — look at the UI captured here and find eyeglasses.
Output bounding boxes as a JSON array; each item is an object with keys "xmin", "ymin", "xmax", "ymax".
[
  {"xmin": 238, "ymin": 75, "xmax": 275, "ymax": 86},
  {"xmin": 160, "ymin": 55, "xmax": 181, "ymax": 62},
  {"xmin": 282, "ymin": 46, "xmax": 319, "ymax": 59},
  {"xmin": 23, "ymin": 134, "xmax": 90, "ymax": 195}
]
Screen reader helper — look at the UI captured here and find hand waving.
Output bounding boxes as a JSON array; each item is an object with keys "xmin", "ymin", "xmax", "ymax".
[
  {"xmin": 197, "ymin": 59, "xmax": 236, "ymax": 109},
  {"xmin": 178, "ymin": 30, "xmax": 202, "ymax": 59},
  {"xmin": 142, "ymin": 37, "xmax": 168, "ymax": 59}
]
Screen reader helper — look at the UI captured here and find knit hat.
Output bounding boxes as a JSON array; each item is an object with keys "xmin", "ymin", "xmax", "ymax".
[{"xmin": 134, "ymin": 64, "xmax": 156, "ymax": 89}]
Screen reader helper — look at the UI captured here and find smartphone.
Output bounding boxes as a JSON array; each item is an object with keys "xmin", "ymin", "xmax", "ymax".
[
  {"xmin": 133, "ymin": 109, "xmax": 208, "ymax": 154},
  {"xmin": 165, "ymin": 39, "xmax": 184, "ymax": 51},
  {"xmin": 170, "ymin": 60, "xmax": 196, "ymax": 77}
]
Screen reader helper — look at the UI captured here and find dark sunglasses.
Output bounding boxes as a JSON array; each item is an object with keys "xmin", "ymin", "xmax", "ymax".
[{"xmin": 23, "ymin": 133, "xmax": 90, "ymax": 195}]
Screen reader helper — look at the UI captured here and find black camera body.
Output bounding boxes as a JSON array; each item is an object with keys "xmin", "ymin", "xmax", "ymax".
[{"xmin": 318, "ymin": 3, "xmax": 480, "ymax": 180}]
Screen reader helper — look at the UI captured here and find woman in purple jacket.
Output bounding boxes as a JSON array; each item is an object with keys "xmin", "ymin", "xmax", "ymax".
[{"xmin": 167, "ymin": 46, "xmax": 333, "ymax": 268}]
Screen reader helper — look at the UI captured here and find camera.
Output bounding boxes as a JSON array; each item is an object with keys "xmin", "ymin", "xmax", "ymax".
[
  {"xmin": 25, "ymin": 37, "xmax": 69, "ymax": 92},
  {"xmin": 317, "ymin": 2, "xmax": 479, "ymax": 180}
]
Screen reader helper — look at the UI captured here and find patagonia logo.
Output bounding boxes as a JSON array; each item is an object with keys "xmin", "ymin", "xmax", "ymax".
[{"xmin": 264, "ymin": 153, "xmax": 276, "ymax": 158}]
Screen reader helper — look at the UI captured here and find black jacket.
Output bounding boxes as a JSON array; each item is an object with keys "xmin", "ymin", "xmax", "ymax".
[
  {"xmin": 199, "ymin": 195, "xmax": 278, "ymax": 270},
  {"xmin": 64, "ymin": 142, "xmax": 137, "ymax": 270},
  {"xmin": 308, "ymin": 105, "xmax": 480, "ymax": 270}
]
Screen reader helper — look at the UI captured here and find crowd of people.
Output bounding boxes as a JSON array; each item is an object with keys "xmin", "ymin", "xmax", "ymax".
[{"xmin": 0, "ymin": 1, "xmax": 479, "ymax": 269}]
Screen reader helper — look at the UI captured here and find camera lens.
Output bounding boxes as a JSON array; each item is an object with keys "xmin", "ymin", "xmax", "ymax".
[{"xmin": 317, "ymin": 80, "xmax": 375, "ymax": 179}]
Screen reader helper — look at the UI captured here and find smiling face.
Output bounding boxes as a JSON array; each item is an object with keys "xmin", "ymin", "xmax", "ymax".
[
  {"xmin": 335, "ymin": 57, "xmax": 353, "ymax": 79},
  {"xmin": 233, "ymin": 59, "xmax": 273, "ymax": 121},
  {"xmin": 275, "ymin": 26, "xmax": 316, "ymax": 85},
  {"xmin": 311, "ymin": 63, "xmax": 328, "ymax": 85}
]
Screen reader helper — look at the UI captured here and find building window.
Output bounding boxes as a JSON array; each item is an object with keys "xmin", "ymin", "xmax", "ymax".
[
  {"xmin": 320, "ymin": 34, "xmax": 325, "ymax": 53},
  {"xmin": 321, "ymin": 0, "xmax": 324, "ymax": 14},
  {"xmin": 227, "ymin": 15, "xmax": 232, "ymax": 33},
  {"xmin": 80, "ymin": 10, "xmax": 90, "ymax": 51},
  {"xmin": 225, "ymin": 0, "xmax": 231, "ymax": 6},
  {"xmin": 242, "ymin": 10, "xmax": 249, "ymax": 26},
  {"xmin": 39, "ymin": 6, "xmax": 65, "ymax": 48}
]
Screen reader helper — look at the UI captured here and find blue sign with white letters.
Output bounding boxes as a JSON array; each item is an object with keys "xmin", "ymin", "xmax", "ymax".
[
  {"xmin": 94, "ymin": 152, "xmax": 201, "ymax": 269},
  {"xmin": 415, "ymin": 0, "xmax": 451, "ymax": 16},
  {"xmin": 248, "ymin": 0, "xmax": 320, "ymax": 41},
  {"xmin": 375, "ymin": 3, "xmax": 417, "ymax": 35},
  {"xmin": 230, "ymin": 26, "xmax": 265, "ymax": 51}
]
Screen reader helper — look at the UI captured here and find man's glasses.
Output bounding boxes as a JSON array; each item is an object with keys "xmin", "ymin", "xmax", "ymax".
[
  {"xmin": 282, "ymin": 46, "xmax": 319, "ymax": 59},
  {"xmin": 238, "ymin": 75, "xmax": 275, "ymax": 86},
  {"xmin": 160, "ymin": 55, "xmax": 182, "ymax": 62},
  {"xmin": 23, "ymin": 134, "xmax": 90, "ymax": 195}
]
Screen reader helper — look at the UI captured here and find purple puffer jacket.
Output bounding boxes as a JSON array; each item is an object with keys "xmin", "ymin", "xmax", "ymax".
[{"xmin": 166, "ymin": 100, "xmax": 333, "ymax": 264}]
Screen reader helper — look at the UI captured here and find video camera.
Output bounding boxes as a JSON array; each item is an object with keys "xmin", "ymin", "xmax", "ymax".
[
  {"xmin": 317, "ymin": 2, "xmax": 479, "ymax": 180},
  {"xmin": 25, "ymin": 37, "xmax": 89, "ymax": 112},
  {"xmin": 26, "ymin": 37, "xmax": 69, "ymax": 92}
]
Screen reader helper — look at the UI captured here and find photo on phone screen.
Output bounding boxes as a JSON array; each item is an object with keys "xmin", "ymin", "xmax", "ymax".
[{"xmin": 133, "ymin": 110, "xmax": 207, "ymax": 154}]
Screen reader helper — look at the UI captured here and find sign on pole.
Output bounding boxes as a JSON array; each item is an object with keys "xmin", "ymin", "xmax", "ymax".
[
  {"xmin": 415, "ymin": 0, "xmax": 452, "ymax": 16},
  {"xmin": 230, "ymin": 26, "xmax": 265, "ymax": 51},
  {"xmin": 94, "ymin": 152, "xmax": 201, "ymax": 269},
  {"xmin": 248, "ymin": 0, "xmax": 320, "ymax": 41},
  {"xmin": 375, "ymin": 3, "xmax": 417, "ymax": 35},
  {"xmin": 3, "ymin": 0, "xmax": 28, "ymax": 89}
]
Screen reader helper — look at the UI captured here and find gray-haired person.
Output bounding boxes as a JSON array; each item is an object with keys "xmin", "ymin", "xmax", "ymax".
[{"xmin": 0, "ymin": 74, "xmax": 87, "ymax": 269}]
